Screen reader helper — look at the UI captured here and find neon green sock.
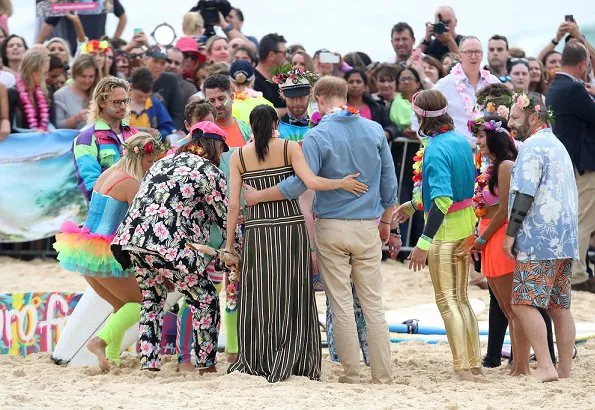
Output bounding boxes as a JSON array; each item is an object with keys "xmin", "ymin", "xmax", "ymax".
[
  {"xmin": 97, "ymin": 302, "xmax": 141, "ymax": 363},
  {"xmin": 224, "ymin": 310, "xmax": 238, "ymax": 354}
]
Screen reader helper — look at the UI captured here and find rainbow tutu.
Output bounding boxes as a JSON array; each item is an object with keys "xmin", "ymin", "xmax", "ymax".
[{"xmin": 53, "ymin": 221, "xmax": 129, "ymax": 278}]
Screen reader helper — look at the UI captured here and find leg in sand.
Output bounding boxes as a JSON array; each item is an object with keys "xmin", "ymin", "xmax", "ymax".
[
  {"xmin": 176, "ymin": 299, "xmax": 197, "ymax": 372},
  {"xmin": 546, "ymin": 259, "xmax": 575, "ymax": 379}
]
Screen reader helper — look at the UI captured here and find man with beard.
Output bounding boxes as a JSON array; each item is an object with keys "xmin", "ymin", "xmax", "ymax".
[
  {"xmin": 276, "ymin": 69, "xmax": 315, "ymax": 141},
  {"xmin": 504, "ymin": 92, "xmax": 578, "ymax": 382},
  {"xmin": 165, "ymin": 46, "xmax": 198, "ymax": 107},
  {"xmin": 390, "ymin": 22, "xmax": 415, "ymax": 67},
  {"xmin": 73, "ymin": 77, "xmax": 138, "ymax": 202},
  {"xmin": 203, "ymin": 74, "xmax": 251, "ymax": 148}
]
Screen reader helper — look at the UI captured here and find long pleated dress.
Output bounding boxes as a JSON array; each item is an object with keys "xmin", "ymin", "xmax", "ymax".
[{"xmin": 228, "ymin": 140, "xmax": 321, "ymax": 382}]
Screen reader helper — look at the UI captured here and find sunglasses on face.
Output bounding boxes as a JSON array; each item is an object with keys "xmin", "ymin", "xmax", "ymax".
[
  {"xmin": 183, "ymin": 53, "xmax": 198, "ymax": 62},
  {"xmin": 128, "ymin": 53, "xmax": 145, "ymax": 59}
]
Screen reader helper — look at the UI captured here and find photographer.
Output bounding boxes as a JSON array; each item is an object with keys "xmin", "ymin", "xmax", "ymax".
[
  {"xmin": 191, "ymin": 1, "xmax": 257, "ymax": 54},
  {"xmin": 417, "ymin": 6, "xmax": 463, "ymax": 61}
]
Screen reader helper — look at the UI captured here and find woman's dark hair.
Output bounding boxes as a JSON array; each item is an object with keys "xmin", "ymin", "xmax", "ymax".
[
  {"xmin": 484, "ymin": 114, "xmax": 518, "ymax": 194},
  {"xmin": 344, "ymin": 68, "xmax": 368, "ymax": 85},
  {"xmin": 422, "ymin": 55, "xmax": 445, "ymax": 79},
  {"xmin": 233, "ymin": 45, "xmax": 257, "ymax": 65},
  {"xmin": 177, "ymin": 135, "xmax": 224, "ymax": 167},
  {"xmin": 375, "ymin": 63, "xmax": 400, "ymax": 83},
  {"xmin": 249, "ymin": 104, "xmax": 278, "ymax": 162},
  {"xmin": 1, "ymin": 34, "xmax": 28, "ymax": 66},
  {"xmin": 506, "ymin": 57, "xmax": 529, "ymax": 74}
]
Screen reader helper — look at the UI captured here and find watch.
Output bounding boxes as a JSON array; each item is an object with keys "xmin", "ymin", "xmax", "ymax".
[
  {"xmin": 223, "ymin": 24, "xmax": 233, "ymax": 33},
  {"xmin": 551, "ymin": 38, "xmax": 559, "ymax": 46}
]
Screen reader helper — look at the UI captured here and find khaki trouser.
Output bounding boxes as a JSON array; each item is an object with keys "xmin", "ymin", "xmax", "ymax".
[
  {"xmin": 572, "ymin": 170, "xmax": 595, "ymax": 284},
  {"xmin": 314, "ymin": 219, "xmax": 392, "ymax": 384}
]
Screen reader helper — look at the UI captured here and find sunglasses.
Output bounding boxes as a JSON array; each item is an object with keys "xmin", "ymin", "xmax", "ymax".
[
  {"xmin": 108, "ymin": 98, "xmax": 132, "ymax": 107},
  {"xmin": 510, "ymin": 58, "xmax": 528, "ymax": 63},
  {"xmin": 128, "ymin": 53, "xmax": 145, "ymax": 59},
  {"xmin": 183, "ymin": 53, "xmax": 198, "ymax": 61},
  {"xmin": 498, "ymin": 75, "xmax": 512, "ymax": 82}
]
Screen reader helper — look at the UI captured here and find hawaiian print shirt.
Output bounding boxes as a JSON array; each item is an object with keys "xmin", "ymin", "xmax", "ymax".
[
  {"xmin": 113, "ymin": 152, "xmax": 242, "ymax": 273},
  {"xmin": 509, "ymin": 128, "xmax": 579, "ymax": 261}
]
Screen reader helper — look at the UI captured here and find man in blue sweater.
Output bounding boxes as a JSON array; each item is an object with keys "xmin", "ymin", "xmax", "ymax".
[
  {"xmin": 547, "ymin": 41, "xmax": 595, "ymax": 294},
  {"xmin": 244, "ymin": 76, "xmax": 399, "ymax": 384}
]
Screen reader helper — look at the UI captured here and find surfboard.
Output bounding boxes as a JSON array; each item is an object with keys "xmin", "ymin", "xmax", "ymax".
[{"xmin": 51, "ymin": 287, "xmax": 181, "ymax": 367}]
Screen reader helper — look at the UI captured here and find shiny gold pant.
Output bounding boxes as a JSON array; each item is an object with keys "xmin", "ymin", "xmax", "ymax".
[{"xmin": 428, "ymin": 239, "xmax": 481, "ymax": 371}]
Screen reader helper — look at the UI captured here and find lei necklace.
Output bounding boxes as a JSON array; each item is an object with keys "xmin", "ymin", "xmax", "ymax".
[
  {"xmin": 16, "ymin": 75, "xmax": 50, "ymax": 132},
  {"xmin": 310, "ymin": 105, "xmax": 359, "ymax": 126},
  {"xmin": 451, "ymin": 63, "xmax": 491, "ymax": 118},
  {"xmin": 411, "ymin": 125, "xmax": 451, "ymax": 210},
  {"xmin": 226, "ymin": 267, "xmax": 239, "ymax": 313},
  {"xmin": 472, "ymin": 163, "xmax": 494, "ymax": 217}
]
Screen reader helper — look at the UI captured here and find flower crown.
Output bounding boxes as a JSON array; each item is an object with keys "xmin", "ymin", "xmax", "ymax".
[
  {"xmin": 467, "ymin": 118, "xmax": 510, "ymax": 136},
  {"xmin": 270, "ymin": 64, "xmax": 319, "ymax": 86},
  {"xmin": 82, "ymin": 40, "xmax": 110, "ymax": 55},
  {"xmin": 123, "ymin": 136, "xmax": 170, "ymax": 158},
  {"xmin": 512, "ymin": 92, "xmax": 555, "ymax": 123}
]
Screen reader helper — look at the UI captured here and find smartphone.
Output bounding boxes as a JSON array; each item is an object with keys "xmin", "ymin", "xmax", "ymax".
[
  {"xmin": 319, "ymin": 52, "xmax": 340, "ymax": 64},
  {"xmin": 565, "ymin": 15, "xmax": 574, "ymax": 22},
  {"xmin": 133, "ymin": 28, "xmax": 143, "ymax": 35}
]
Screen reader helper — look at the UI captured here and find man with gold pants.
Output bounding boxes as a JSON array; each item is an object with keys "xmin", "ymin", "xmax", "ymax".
[{"xmin": 394, "ymin": 90, "xmax": 481, "ymax": 381}]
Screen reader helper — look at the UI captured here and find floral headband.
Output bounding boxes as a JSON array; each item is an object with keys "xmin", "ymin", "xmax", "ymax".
[
  {"xmin": 512, "ymin": 92, "xmax": 555, "ymax": 123},
  {"xmin": 123, "ymin": 136, "xmax": 170, "ymax": 159},
  {"xmin": 82, "ymin": 40, "xmax": 110, "ymax": 55},
  {"xmin": 467, "ymin": 118, "xmax": 510, "ymax": 136},
  {"xmin": 412, "ymin": 92, "xmax": 448, "ymax": 118},
  {"xmin": 270, "ymin": 64, "xmax": 319, "ymax": 86}
]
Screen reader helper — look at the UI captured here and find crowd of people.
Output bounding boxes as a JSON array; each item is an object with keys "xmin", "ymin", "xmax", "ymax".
[{"xmin": 1, "ymin": 0, "xmax": 594, "ymax": 385}]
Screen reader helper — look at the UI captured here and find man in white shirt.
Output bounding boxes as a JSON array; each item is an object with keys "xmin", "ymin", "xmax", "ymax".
[{"xmin": 412, "ymin": 36, "xmax": 500, "ymax": 147}]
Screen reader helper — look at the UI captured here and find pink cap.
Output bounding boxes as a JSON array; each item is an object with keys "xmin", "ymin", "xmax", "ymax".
[
  {"xmin": 189, "ymin": 121, "xmax": 229, "ymax": 151},
  {"xmin": 175, "ymin": 36, "xmax": 207, "ymax": 63}
]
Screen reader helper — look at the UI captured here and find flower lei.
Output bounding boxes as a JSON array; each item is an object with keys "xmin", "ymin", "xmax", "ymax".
[
  {"xmin": 226, "ymin": 268, "xmax": 239, "ymax": 313},
  {"xmin": 82, "ymin": 39, "xmax": 110, "ymax": 55},
  {"xmin": 411, "ymin": 125, "xmax": 452, "ymax": 210},
  {"xmin": 472, "ymin": 163, "xmax": 494, "ymax": 217},
  {"xmin": 15, "ymin": 75, "xmax": 50, "ymax": 132},
  {"xmin": 451, "ymin": 63, "xmax": 491, "ymax": 118},
  {"xmin": 310, "ymin": 105, "xmax": 359, "ymax": 126}
]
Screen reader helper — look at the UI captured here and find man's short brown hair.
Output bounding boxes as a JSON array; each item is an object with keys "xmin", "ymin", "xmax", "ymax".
[
  {"xmin": 312, "ymin": 76, "xmax": 348, "ymax": 101},
  {"xmin": 184, "ymin": 99, "xmax": 216, "ymax": 125}
]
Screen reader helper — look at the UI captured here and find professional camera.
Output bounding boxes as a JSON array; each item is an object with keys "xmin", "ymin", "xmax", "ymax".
[
  {"xmin": 433, "ymin": 13, "xmax": 447, "ymax": 35},
  {"xmin": 191, "ymin": 0, "xmax": 232, "ymax": 38}
]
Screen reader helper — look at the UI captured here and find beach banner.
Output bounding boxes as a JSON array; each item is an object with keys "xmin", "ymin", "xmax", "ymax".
[
  {"xmin": 35, "ymin": 0, "xmax": 114, "ymax": 18},
  {"xmin": 0, "ymin": 130, "xmax": 87, "ymax": 243},
  {"xmin": 0, "ymin": 292, "xmax": 82, "ymax": 357}
]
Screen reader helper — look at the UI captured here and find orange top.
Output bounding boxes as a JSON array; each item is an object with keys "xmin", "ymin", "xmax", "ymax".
[{"xmin": 219, "ymin": 120, "xmax": 246, "ymax": 148}]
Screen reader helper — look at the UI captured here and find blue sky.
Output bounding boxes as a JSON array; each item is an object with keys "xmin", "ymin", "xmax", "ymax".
[{"xmin": 13, "ymin": 0, "xmax": 595, "ymax": 62}]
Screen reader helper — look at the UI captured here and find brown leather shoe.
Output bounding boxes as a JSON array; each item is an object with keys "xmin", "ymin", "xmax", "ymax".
[{"xmin": 572, "ymin": 278, "xmax": 595, "ymax": 293}]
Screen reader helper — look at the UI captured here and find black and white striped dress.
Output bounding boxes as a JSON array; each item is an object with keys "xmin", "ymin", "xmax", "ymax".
[{"xmin": 228, "ymin": 141, "xmax": 321, "ymax": 382}]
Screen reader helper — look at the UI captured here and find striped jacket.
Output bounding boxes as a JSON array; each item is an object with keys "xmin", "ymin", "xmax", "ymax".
[{"xmin": 73, "ymin": 119, "xmax": 137, "ymax": 202}]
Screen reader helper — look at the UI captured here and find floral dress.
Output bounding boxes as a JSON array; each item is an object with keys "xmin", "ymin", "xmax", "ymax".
[{"xmin": 112, "ymin": 152, "xmax": 242, "ymax": 370}]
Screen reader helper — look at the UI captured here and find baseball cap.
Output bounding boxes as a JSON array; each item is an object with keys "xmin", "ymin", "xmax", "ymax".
[
  {"xmin": 147, "ymin": 46, "xmax": 167, "ymax": 60},
  {"xmin": 176, "ymin": 36, "xmax": 207, "ymax": 64},
  {"xmin": 189, "ymin": 121, "xmax": 229, "ymax": 152},
  {"xmin": 229, "ymin": 60, "xmax": 255, "ymax": 84}
]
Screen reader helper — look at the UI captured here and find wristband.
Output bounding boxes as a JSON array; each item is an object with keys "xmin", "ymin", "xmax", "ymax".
[
  {"xmin": 380, "ymin": 220, "xmax": 390, "ymax": 225},
  {"xmin": 476, "ymin": 236, "xmax": 487, "ymax": 245},
  {"xmin": 223, "ymin": 24, "xmax": 233, "ymax": 33},
  {"xmin": 416, "ymin": 235, "xmax": 432, "ymax": 251},
  {"xmin": 551, "ymin": 38, "xmax": 559, "ymax": 46}
]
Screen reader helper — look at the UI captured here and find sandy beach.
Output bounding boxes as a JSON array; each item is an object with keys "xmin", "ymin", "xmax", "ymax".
[{"xmin": 1, "ymin": 256, "xmax": 594, "ymax": 409}]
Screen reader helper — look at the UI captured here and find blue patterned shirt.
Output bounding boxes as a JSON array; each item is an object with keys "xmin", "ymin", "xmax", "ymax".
[{"xmin": 509, "ymin": 128, "xmax": 579, "ymax": 261}]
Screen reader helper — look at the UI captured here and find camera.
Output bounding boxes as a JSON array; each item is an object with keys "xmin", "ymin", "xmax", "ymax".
[
  {"xmin": 433, "ymin": 13, "xmax": 447, "ymax": 35},
  {"xmin": 191, "ymin": 0, "xmax": 232, "ymax": 38}
]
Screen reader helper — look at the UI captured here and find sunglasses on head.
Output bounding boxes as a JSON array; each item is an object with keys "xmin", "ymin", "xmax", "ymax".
[{"xmin": 128, "ymin": 52, "xmax": 145, "ymax": 59}]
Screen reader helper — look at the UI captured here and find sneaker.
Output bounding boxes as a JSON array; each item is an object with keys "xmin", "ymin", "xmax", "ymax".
[{"xmin": 572, "ymin": 278, "xmax": 595, "ymax": 293}]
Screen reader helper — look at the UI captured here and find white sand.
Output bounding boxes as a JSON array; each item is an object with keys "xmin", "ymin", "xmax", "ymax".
[{"xmin": 1, "ymin": 256, "xmax": 595, "ymax": 409}]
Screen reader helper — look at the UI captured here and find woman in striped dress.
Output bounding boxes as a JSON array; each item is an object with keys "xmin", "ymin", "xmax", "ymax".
[{"xmin": 225, "ymin": 105, "xmax": 368, "ymax": 382}]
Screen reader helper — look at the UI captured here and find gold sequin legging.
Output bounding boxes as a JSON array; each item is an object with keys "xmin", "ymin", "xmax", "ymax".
[{"xmin": 428, "ymin": 239, "xmax": 482, "ymax": 371}]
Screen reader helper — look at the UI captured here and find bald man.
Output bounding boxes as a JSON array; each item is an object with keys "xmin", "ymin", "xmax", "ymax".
[{"xmin": 418, "ymin": 6, "xmax": 463, "ymax": 60}]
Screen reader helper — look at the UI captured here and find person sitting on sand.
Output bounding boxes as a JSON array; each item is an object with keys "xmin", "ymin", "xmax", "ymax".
[
  {"xmin": 394, "ymin": 89, "xmax": 482, "ymax": 381},
  {"xmin": 53, "ymin": 133, "xmax": 169, "ymax": 371},
  {"xmin": 111, "ymin": 121, "xmax": 243, "ymax": 373},
  {"xmin": 503, "ymin": 92, "xmax": 578, "ymax": 382}
]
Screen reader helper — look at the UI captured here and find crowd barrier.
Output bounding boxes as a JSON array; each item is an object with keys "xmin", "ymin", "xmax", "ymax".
[{"xmin": 0, "ymin": 132, "xmax": 420, "ymax": 258}]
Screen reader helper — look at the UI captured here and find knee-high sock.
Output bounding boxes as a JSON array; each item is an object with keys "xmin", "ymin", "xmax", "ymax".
[
  {"xmin": 97, "ymin": 302, "xmax": 141, "ymax": 363},
  {"xmin": 177, "ymin": 300, "xmax": 193, "ymax": 363},
  {"xmin": 484, "ymin": 286, "xmax": 508, "ymax": 366},
  {"xmin": 224, "ymin": 310, "xmax": 238, "ymax": 354}
]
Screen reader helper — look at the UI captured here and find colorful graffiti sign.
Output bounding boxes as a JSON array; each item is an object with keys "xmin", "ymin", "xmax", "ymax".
[{"xmin": 0, "ymin": 292, "xmax": 82, "ymax": 356}]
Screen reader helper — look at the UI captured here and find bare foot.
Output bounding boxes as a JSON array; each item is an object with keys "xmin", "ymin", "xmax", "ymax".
[
  {"xmin": 227, "ymin": 353, "xmax": 238, "ymax": 363},
  {"xmin": 532, "ymin": 366, "xmax": 558, "ymax": 382},
  {"xmin": 511, "ymin": 366, "xmax": 530, "ymax": 377},
  {"xmin": 87, "ymin": 337, "xmax": 110, "ymax": 372},
  {"xmin": 470, "ymin": 367, "xmax": 484, "ymax": 377},
  {"xmin": 453, "ymin": 370, "xmax": 475, "ymax": 381},
  {"xmin": 178, "ymin": 362, "xmax": 197, "ymax": 372},
  {"xmin": 198, "ymin": 366, "xmax": 217, "ymax": 376}
]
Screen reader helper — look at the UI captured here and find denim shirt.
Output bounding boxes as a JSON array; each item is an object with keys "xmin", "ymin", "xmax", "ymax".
[{"xmin": 278, "ymin": 112, "xmax": 398, "ymax": 219}]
